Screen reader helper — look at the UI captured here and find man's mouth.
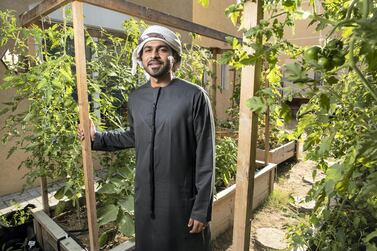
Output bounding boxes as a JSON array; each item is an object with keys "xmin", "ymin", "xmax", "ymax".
[{"xmin": 148, "ymin": 61, "xmax": 162, "ymax": 67}]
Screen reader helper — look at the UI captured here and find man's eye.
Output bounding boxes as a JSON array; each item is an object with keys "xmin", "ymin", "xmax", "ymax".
[{"xmin": 158, "ymin": 48, "xmax": 168, "ymax": 53}]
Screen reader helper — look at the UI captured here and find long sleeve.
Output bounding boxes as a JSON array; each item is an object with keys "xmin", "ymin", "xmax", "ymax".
[
  {"xmin": 190, "ymin": 90, "xmax": 215, "ymax": 223},
  {"xmin": 92, "ymin": 100, "xmax": 135, "ymax": 151}
]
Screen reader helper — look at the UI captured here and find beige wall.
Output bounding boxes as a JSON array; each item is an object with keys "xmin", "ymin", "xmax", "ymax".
[
  {"xmin": 128, "ymin": 0, "xmax": 194, "ymax": 44},
  {"xmin": 0, "ymin": 0, "xmax": 41, "ymax": 196},
  {"xmin": 192, "ymin": 0, "xmax": 240, "ymax": 49}
]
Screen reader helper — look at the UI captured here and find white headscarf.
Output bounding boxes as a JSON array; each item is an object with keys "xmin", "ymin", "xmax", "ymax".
[{"xmin": 131, "ymin": 25, "xmax": 182, "ymax": 76}]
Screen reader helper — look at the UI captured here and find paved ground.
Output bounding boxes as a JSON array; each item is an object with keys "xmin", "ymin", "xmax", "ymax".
[
  {"xmin": 0, "ymin": 182, "xmax": 63, "ymax": 215},
  {"xmin": 213, "ymin": 159, "xmax": 318, "ymax": 250}
]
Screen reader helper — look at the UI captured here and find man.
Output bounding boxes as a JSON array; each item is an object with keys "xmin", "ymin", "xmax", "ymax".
[{"xmin": 83, "ymin": 25, "xmax": 215, "ymax": 251}]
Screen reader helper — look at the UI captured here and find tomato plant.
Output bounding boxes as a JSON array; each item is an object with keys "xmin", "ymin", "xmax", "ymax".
[{"xmin": 223, "ymin": 0, "xmax": 377, "ymax": 249}]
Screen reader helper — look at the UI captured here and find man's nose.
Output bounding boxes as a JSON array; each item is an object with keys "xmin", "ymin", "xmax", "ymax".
[{"xmin": 151, "ymin": 49, "xmax": 160, "ymax": 58}]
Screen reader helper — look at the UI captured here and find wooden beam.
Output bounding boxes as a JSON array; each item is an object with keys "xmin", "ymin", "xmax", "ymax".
[
  {"xmin": 72, "ymin": 1, "xmax": 99, "ymax": 250},
  {"xmin": 232, "ymin": 1, "xmax": 263, "ymax": 251},
  {"xmin": 81, "ymin": 0, "xmax": 240, "ymax": 43},
  {"xmin": 19, "ymin": 0, "xmax": 72, "ymax": 27}
]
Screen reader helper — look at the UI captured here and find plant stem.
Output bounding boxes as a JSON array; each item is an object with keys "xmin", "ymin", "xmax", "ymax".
[{"xmin": 349, "ymin": 37, "xmax": 377, "ymax": 101}]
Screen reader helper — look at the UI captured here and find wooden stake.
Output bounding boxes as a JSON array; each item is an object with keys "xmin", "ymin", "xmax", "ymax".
[
  {"xmin": 232, "ymin": 1, "xmax": 263, "ymax": 250},
  {"xmin": 72, "ymin": 2, "xmax": 99, "ymax": 250},
  {"xmin": 210, "ymin": 48, "xmax": 218, "ymax": 120},
  {"xmin": 40, "ymin": 176, "xmax": 50, "ymax": 216}
]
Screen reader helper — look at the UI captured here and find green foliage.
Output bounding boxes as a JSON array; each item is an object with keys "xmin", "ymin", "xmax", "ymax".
[
  {"xmin": 197, "ymin": 0, "xmax": 209, "ymax": 8},
  {"xmin": 215, "ymin": 137, "xmax": 238, "ymax": 190},
  {"xmin": 97, "ymin": 149, "xmax": 136, "ymax": 241},
  {"xmin": 1, "ymin": 10, "xmax": 215, "ymax": 247},
  {"xmin": 176, "ymin": 43, "xmax": 212, "ymax": 88},
  {"xmin": 0, "ymin": 203, "xmax": 34, "ymax": 227},
  {"xmin": 225, "ymin": 0, "xmax": 377, "ymax": 249}
]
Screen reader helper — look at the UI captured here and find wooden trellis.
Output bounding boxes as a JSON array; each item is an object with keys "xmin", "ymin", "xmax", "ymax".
[{"xmin": 19, "ymin": 0, "xmax": 261, "ymax": 250}]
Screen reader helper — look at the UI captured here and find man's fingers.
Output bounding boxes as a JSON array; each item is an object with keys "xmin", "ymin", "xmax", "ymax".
[
  {"xmin": 189, "ymin": 220, "xmax": 204, "ymax": 233},
  {"xmin": 77, "ymin": 124, "xmax": 85, "ymax": 141},
  {"xmin": 187, "ymin": 218, "xmax": 193, "ymax": 227}
]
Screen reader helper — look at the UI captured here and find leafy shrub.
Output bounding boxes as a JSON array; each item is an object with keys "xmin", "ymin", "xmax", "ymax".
[{"xmin": 215, "ymin": 137, "xmax": 238, "ymax": 190}]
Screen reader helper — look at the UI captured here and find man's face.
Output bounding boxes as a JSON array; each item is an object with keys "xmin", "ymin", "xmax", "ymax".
[{"xmin": 140, "ymin": 40, "xmax": 172, "ymax": 79}]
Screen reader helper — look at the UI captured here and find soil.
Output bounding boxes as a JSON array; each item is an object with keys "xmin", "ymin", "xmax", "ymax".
[
  {"xmin": 212, "ymin": 159, "xmax": 317, "ymax": 251},
  {"xmin": 53, "ymin": 205, "xmax": 131, "ymax": 250}
]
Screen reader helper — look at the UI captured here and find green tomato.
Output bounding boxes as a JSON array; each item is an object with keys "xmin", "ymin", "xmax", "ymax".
[
  {"xmin": 332, "ymin": 56, "xmax": 345, "ymax": 67},
  {"xmin": 318, "ymin": 57, "xmax": 331, "ymax": 69},
  {"xmin": 327, "ymin": 39, "xmax": 343, "ymax": 50},
  {"xmin": 304, "ymin": 46, "xmax": 321, "ymax": 61}
]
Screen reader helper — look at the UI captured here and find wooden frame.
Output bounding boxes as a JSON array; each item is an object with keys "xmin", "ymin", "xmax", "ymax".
[
  {"xmin": 212, "ymin": 161, "xmax": 276, "ymax": 240},
  {"xmin": 256, "ymin": 141, "xmax": 296, "ymax": 165},
  {"xmin": 19, "ymin": 1, "xmax": 244, "ymax": 250},
  {"xmin": 232, "ymin": 1, "xmax": 263, "ymax": 250}
]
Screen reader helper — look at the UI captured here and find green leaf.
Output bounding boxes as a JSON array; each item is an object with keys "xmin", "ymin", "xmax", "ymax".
[
  {"xmin": 197, "ymin": 0, "xmax": 208, "ymax": 7},
  {"xmin": 118, "ymin": 213, "xmax": 135, "ymax": 236},
  {"xmin": 284, "ymin": 63, "xmax": 308, "ymax": 83},
  {"xmin": 364, "ymin": 229, "xmax": 377, "ymax": 243},
  {"xmin": 99, "ymin": 229, "xmax": 114, "ymax": 248},
  {"xmin": 6, "ymin": 146, "xmax": 17, "ymax": 159},
  {"xmin": 98, "ymin": 183, "xmax": 116, "ymax": 194},
  {"xmin": 319, "ymin": 93, "xmax": 330, "ymax": 112},
  {"xmin": 54, "ymin": 187, "xmax": 66, "ymax": 200},
  {"xmin": 246, "ymin": 96, "xmax": 267, "ymax": 114},
  {"xmin": 318, "ymin": 134, "xmax": 333, "ymax": 155},
  {"xmin": 97, "ymin": 204, "xmax": 119, "ymax": 226},
  {"xmin": 118, "ymin": 196, "xmax": 134, "ymax": 214}
]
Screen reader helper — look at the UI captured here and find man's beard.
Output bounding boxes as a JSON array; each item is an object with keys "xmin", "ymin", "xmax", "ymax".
[{"xmin": 143, "ymin": 60, "xmax": 171, "ymax": 78}]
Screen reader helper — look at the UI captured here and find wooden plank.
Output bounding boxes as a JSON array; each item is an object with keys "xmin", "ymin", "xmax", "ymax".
[
  {"xmin": 72, "ymin": 1, "xmax": 99, "ymax": 250},
  {"xmin": 40, "ymin": 176, "xmax": 50, "ymax": 216},
  {"xmin": 33, "ymin": 220, "xmax": 44, "ymax": 249},
  {"xmin": 32, "ymin": 210, "xmax": 84, "ymax": 251},
  {"xmin": 109, "ymin": 241, "xmax": 135, "ymax": 251},
  {"xmin": 232, "ymin": 1, "xmax": 263, "ymax": 250},
  {"xmin": 81, "ymin": 0, "xmax": 240, "ymax": 43},
  {"xmin": 20, "ymin": 0, "xmax": 72, "ymax": 27}
]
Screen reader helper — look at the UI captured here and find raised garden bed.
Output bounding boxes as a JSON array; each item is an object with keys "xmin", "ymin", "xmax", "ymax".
[
  {"xmin": 32, "ymin": 209, "xmax": 135, "ymax": 251},
  {"xmin": 32, "ymin": 161, "xmax": 276, "ymax": 249},
  {"xmin": 216, "ymin": 129, "xmax": 297, "ymax": 165},
  {"xmin": 211, "ymin": 161, "xmax": 276, "ymax": 240},
  {"xmin": 256, "ymin": 141, "xmax": 296, "ymax": 164}
]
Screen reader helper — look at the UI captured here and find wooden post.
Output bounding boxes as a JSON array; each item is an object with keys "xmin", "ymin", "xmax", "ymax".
[
  {"xmin": 210, "ymin": 48, "xmax": 218, "ymax": 121},
  {"xmin": 72, "ymin": 1, "xmax": 99, "ymax": 250},
  {"xmin": 264, "ymin": 80, "xmax": 270, "ymax": 165},
  {"xmin": 232, "ymin": 1, "xmax": 263, "ymax": 251},
  {"xmin": 40, "ymin": 177, "xmax": 50, "ymax": 216}
]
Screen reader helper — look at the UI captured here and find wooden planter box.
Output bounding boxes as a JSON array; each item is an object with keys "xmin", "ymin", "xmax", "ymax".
[
  {"xmin": 32, "ymin": 208, "xmax": 136, "ymax": 251},
  {"xmin": 211, "ymin": 161, "xmax": 277, "ymax": 240},
  {"xmin": 32, "ymin": 161, "xmax": 276, "ymax": 249},
  {"xmin": 216, "ymin": 129, "xmax": 238, "ymax": 138},
  {"xmin": 256, "ymin": 141, "xmax": 296, "ymax": 164}
]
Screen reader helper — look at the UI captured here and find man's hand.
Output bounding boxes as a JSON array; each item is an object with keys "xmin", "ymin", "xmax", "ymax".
[
  {"xmin": 77, "ymin": 118, "xmax": 96, "ymax": 141},
  {"xmin": 188, "ymin": 218, "xmax": 206, "ymax": 233}
]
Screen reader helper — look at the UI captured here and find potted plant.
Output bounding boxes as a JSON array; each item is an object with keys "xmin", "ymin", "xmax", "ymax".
[{"xmin": 0, "ymin": 204, "xmax": 36, "ymax": 250}]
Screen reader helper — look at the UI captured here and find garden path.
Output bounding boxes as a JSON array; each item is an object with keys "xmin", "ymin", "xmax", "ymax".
[{"xmin": 213, "ymin": 159, "xmax": 317, "ymax": 251}]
